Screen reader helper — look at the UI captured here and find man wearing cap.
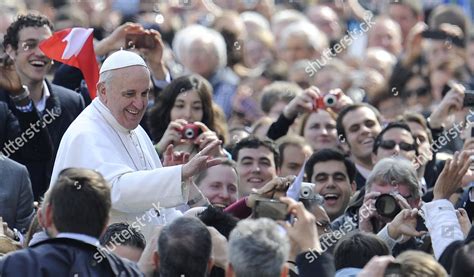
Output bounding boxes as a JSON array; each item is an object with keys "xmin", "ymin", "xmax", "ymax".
[{"xmin": 50, "ymin": 50, "xmax": 222, "ymax": 240}]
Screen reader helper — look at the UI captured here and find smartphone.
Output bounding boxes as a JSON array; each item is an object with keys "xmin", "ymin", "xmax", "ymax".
[
  {"xmin": 253, "ymin": 199, "xmax": 288, "ymax": 221},
  {"xmin": 125, "ymin": 33, "xmax": 156, "ymax": 49},
  {"xmin": 464, "ymin": 90, "xmax": 474, "ymax": 107},
  {"xmin": 384, "ymin": 262, "xmax": 402, "ymax": 276}
]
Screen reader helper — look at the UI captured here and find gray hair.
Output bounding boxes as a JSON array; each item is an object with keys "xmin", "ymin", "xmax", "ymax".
[
  {"xmin": 366, "ymin": 158, "xmax": 421, "ymax": 200},
  {"xmin": 271, "ymin": 9, "xmax": 307, "ymax": 32},
  {"xmin": 260, "ymin": 81, "xmax": 302, "ymax": 114},
  {"xmin": 172, "ymin": 24, "xmax": 227, "ymax": 70},
  {"xmin": 240, "ymin": 11, "xmax": 270, "ymax": 31},
  {"xmin": 228, "ymin": 218, "xmax": 290, "ymax": 277},
  {"xmin": 279, "ymin": 21, "xmax": 328, "ymax": 52}
]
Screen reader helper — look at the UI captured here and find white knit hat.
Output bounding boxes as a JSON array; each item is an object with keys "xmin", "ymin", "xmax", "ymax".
[{"xmin": 99, "ymin": 50, "xmax": 147, "ymax": 74}]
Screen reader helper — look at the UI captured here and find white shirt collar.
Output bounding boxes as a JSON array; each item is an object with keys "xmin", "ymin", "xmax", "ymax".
[
  {"xmin": 56, "ymin": 232, "xmax": 100, "ymax": 247},
  {"xmin": 35, "ymin": 80, "xmax": 51, "ymax": 112}
]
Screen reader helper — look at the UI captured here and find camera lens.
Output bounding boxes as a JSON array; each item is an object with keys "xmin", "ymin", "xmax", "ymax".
[
  {"xmin": 324, "ymin": 94, "xmax": 337, "ymax": 107},
  {"xmin": 184, "ymin": 128, "xmax": 195, "ymax": 139},
  {"xmin": 301, "ymin": 187, "xmax": 310, "ymax": 197},
  {"xmin": 374, "ymin": 194, "xmax": 401, "ymax": 219}
]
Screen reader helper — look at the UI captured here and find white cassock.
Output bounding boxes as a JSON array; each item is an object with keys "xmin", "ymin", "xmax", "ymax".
[{"xmin": 50, "ymin": 98, "xmax": 185, "ymax": 240}]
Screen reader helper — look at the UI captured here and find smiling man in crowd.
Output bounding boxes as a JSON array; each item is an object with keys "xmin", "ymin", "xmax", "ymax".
[
  {"xmin": 305, "ymin": 148, "xmax": 356, "ymax": 221},
  {"xmin": 1, "ymin": 13, "xmax": 84, "ymax": 200},
  {"xmin": 231, "ymin": 136, "xmax": 279, "ymax": 197},
  {"xmin": 336, "ymin": 103, "xmax": 383, "ymax": 189}
]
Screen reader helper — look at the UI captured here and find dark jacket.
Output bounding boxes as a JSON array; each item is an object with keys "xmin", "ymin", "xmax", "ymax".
[
  {"xmin": 0, "ymin": 237, "xmax": 143, "ymax": 276},
  {"xmin": 0, "ymin": 80, "xmax": 85, "ymax": 199},
  {"xmin": 296, "ymin": 251, "xmax": 335, "ymax": 277},
  {"xmin": 0, "ymin": 101, "xmax": 53, "ymax": 164}
]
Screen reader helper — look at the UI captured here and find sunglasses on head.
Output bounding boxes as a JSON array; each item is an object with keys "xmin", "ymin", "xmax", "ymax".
[{"xmin": 379, "ymin": 140, "xmax": 416, "ymax": 151}]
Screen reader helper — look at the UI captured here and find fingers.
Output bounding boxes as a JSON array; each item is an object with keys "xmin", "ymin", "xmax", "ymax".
[
  {"xmin": 364, "ymin": 191, "xmax": 381, "ymax": 201},
  {"xmin": 394, "ymin": 194, "xmax": 411, "ymax": 209},
  {"xmin": 197, "ymin": 140, "xmax": 222, "ymax": 157},
  {"xmin": 280, "ymin": 197, "xmax": 307, "ymax": 220},
  {"xmin": 205, "ymin": 157, "xmax": 225, "ymax": 168},
  {"xmin": 193, "ymin": 121, "xmax": 210, "ymax": 132},
  {"xmin": 164, "ymin": 144, "xmax": 174, "ymax": 156},
  {"xmin": 256, "ymin": 176, "xmax": 294, "ymax": 195}
]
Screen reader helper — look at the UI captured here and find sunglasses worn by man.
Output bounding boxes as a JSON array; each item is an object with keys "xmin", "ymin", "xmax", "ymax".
[{"xmin": 379, "ymin": 140, "xmax": 416, "ymax": 152}]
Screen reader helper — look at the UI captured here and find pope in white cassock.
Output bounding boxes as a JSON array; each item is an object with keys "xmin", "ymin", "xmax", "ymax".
[{"xmin": 49, "ymin": 50, "xmax": 222, "ymax": 240}]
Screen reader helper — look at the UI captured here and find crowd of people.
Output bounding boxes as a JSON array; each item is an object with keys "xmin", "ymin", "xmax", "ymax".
[{"xmin": 0, "ymin": 0, "xmax": 473, "ymax": 276}]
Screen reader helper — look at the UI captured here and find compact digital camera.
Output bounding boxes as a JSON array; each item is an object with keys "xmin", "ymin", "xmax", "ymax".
[
  {"xmin": 314, "ymin": 93, "xmax": 340, "ymax": 110},
  {"xmin": 180, "ymin": 123, "xmax": 202, "ymax": 140}
]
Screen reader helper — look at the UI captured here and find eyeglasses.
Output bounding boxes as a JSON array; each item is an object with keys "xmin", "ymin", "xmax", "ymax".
[
  {"xmin": 19, "ymin": 40, "xmax": 40, "ymax": 52},
  {"xmin": 379, "ymin": 140, "xmax": 416, "ymax": 151}
]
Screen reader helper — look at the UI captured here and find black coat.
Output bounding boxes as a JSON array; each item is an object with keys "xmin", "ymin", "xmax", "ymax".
[
  {"xmin": 0, "ymin": 81, "xmax": 85, "ymax": 199},
  {"xmin": 0, "ymin": 237, "xmax": 143, "ymax": 276},
  {"xmin": 0, "ymin": 101, "xmax": 52, "ymax": 164}
]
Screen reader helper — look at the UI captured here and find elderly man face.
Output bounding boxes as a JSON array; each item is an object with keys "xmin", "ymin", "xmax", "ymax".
[
  {"xmin": 369, "ymin": 179, "xmax": 420, "ymax": 209},
  {"xmin": 185, "ymin": 39, "xmax": 219, "ymax": 78},
  {"xmin": 306, "ymin": 5, "xmax": 342, "ymax": 40},
  {"xmin": 99, "ymin": 66, "xmax": 150, "ymax": 130},
  {"xmin": 367, "ymin": 18, "xmax": 402, "ymax": 56},
  {"xmin": 281, "ymin": 34, "xmax": 315, "ymax": 66}
]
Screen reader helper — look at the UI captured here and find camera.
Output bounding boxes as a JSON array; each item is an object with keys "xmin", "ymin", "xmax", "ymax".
[
  {"xmin": 314, "ymin": 93, "xmax": 340, "ymax": 110},
  {"xmin": 180, "ymin": 123, "xmax": 202, "ymax": 140},
  {"xmin": 463, "ymin": 90, "xmax": 474, "ymax": 107},
  {"xmin": 125, "ymin": 33, "xmax": 156, "ymax": 49},
  {"xmin": 299, "ymin": 182, "xmax": 324, "ymax": 210},
  {"xmin": 253, "ymin": 199, "xmax": 289, "ymax": 221},
  {"xmin": 374, "ymin": 193, "xmax": 401, "ymax": 219}
]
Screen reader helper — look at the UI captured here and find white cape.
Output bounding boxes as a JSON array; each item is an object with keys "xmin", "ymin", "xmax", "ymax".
[{"xmin": 50, "ymin": 98, "xmax": 184, "ymax": 240}]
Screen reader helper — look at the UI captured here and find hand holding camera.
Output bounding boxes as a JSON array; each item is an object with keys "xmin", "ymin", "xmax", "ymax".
[
  {"xmin": 313, "ymin": 91, "xmax": 340, "ymax": 110},
  {"xmin": 94, "ymin": 22, "xmax": 145, "ymax": 56},
  {"xmin": 180, "ymin": 123, "xmax": 202, "ymax": 140},
  {"xmin": 247, "ymin": 175, "xmax": 295, "ymax": 210},
  {"xmin": 387, "ymin": 208, "xmax": 426, "ymax": 242}
]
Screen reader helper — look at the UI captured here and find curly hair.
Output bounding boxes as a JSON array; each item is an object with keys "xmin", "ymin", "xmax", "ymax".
[{"xmin": 3, "ymin": 13, "xmax": 54, "ymax": 50}]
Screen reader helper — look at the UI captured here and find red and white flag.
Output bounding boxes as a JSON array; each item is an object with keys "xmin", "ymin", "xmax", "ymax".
[{"xmin": 39, "ymin": 28, "xmax": 99, "ymax": 99}]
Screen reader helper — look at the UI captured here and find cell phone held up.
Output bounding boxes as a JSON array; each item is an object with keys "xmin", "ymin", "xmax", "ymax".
[
  {"xmin": 253, "ymin": 199, "xmax": 289, "ymax": 221},
  {"xmin": 125, "ymin": 33, "xmax": 156, "ymax": 49}
]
